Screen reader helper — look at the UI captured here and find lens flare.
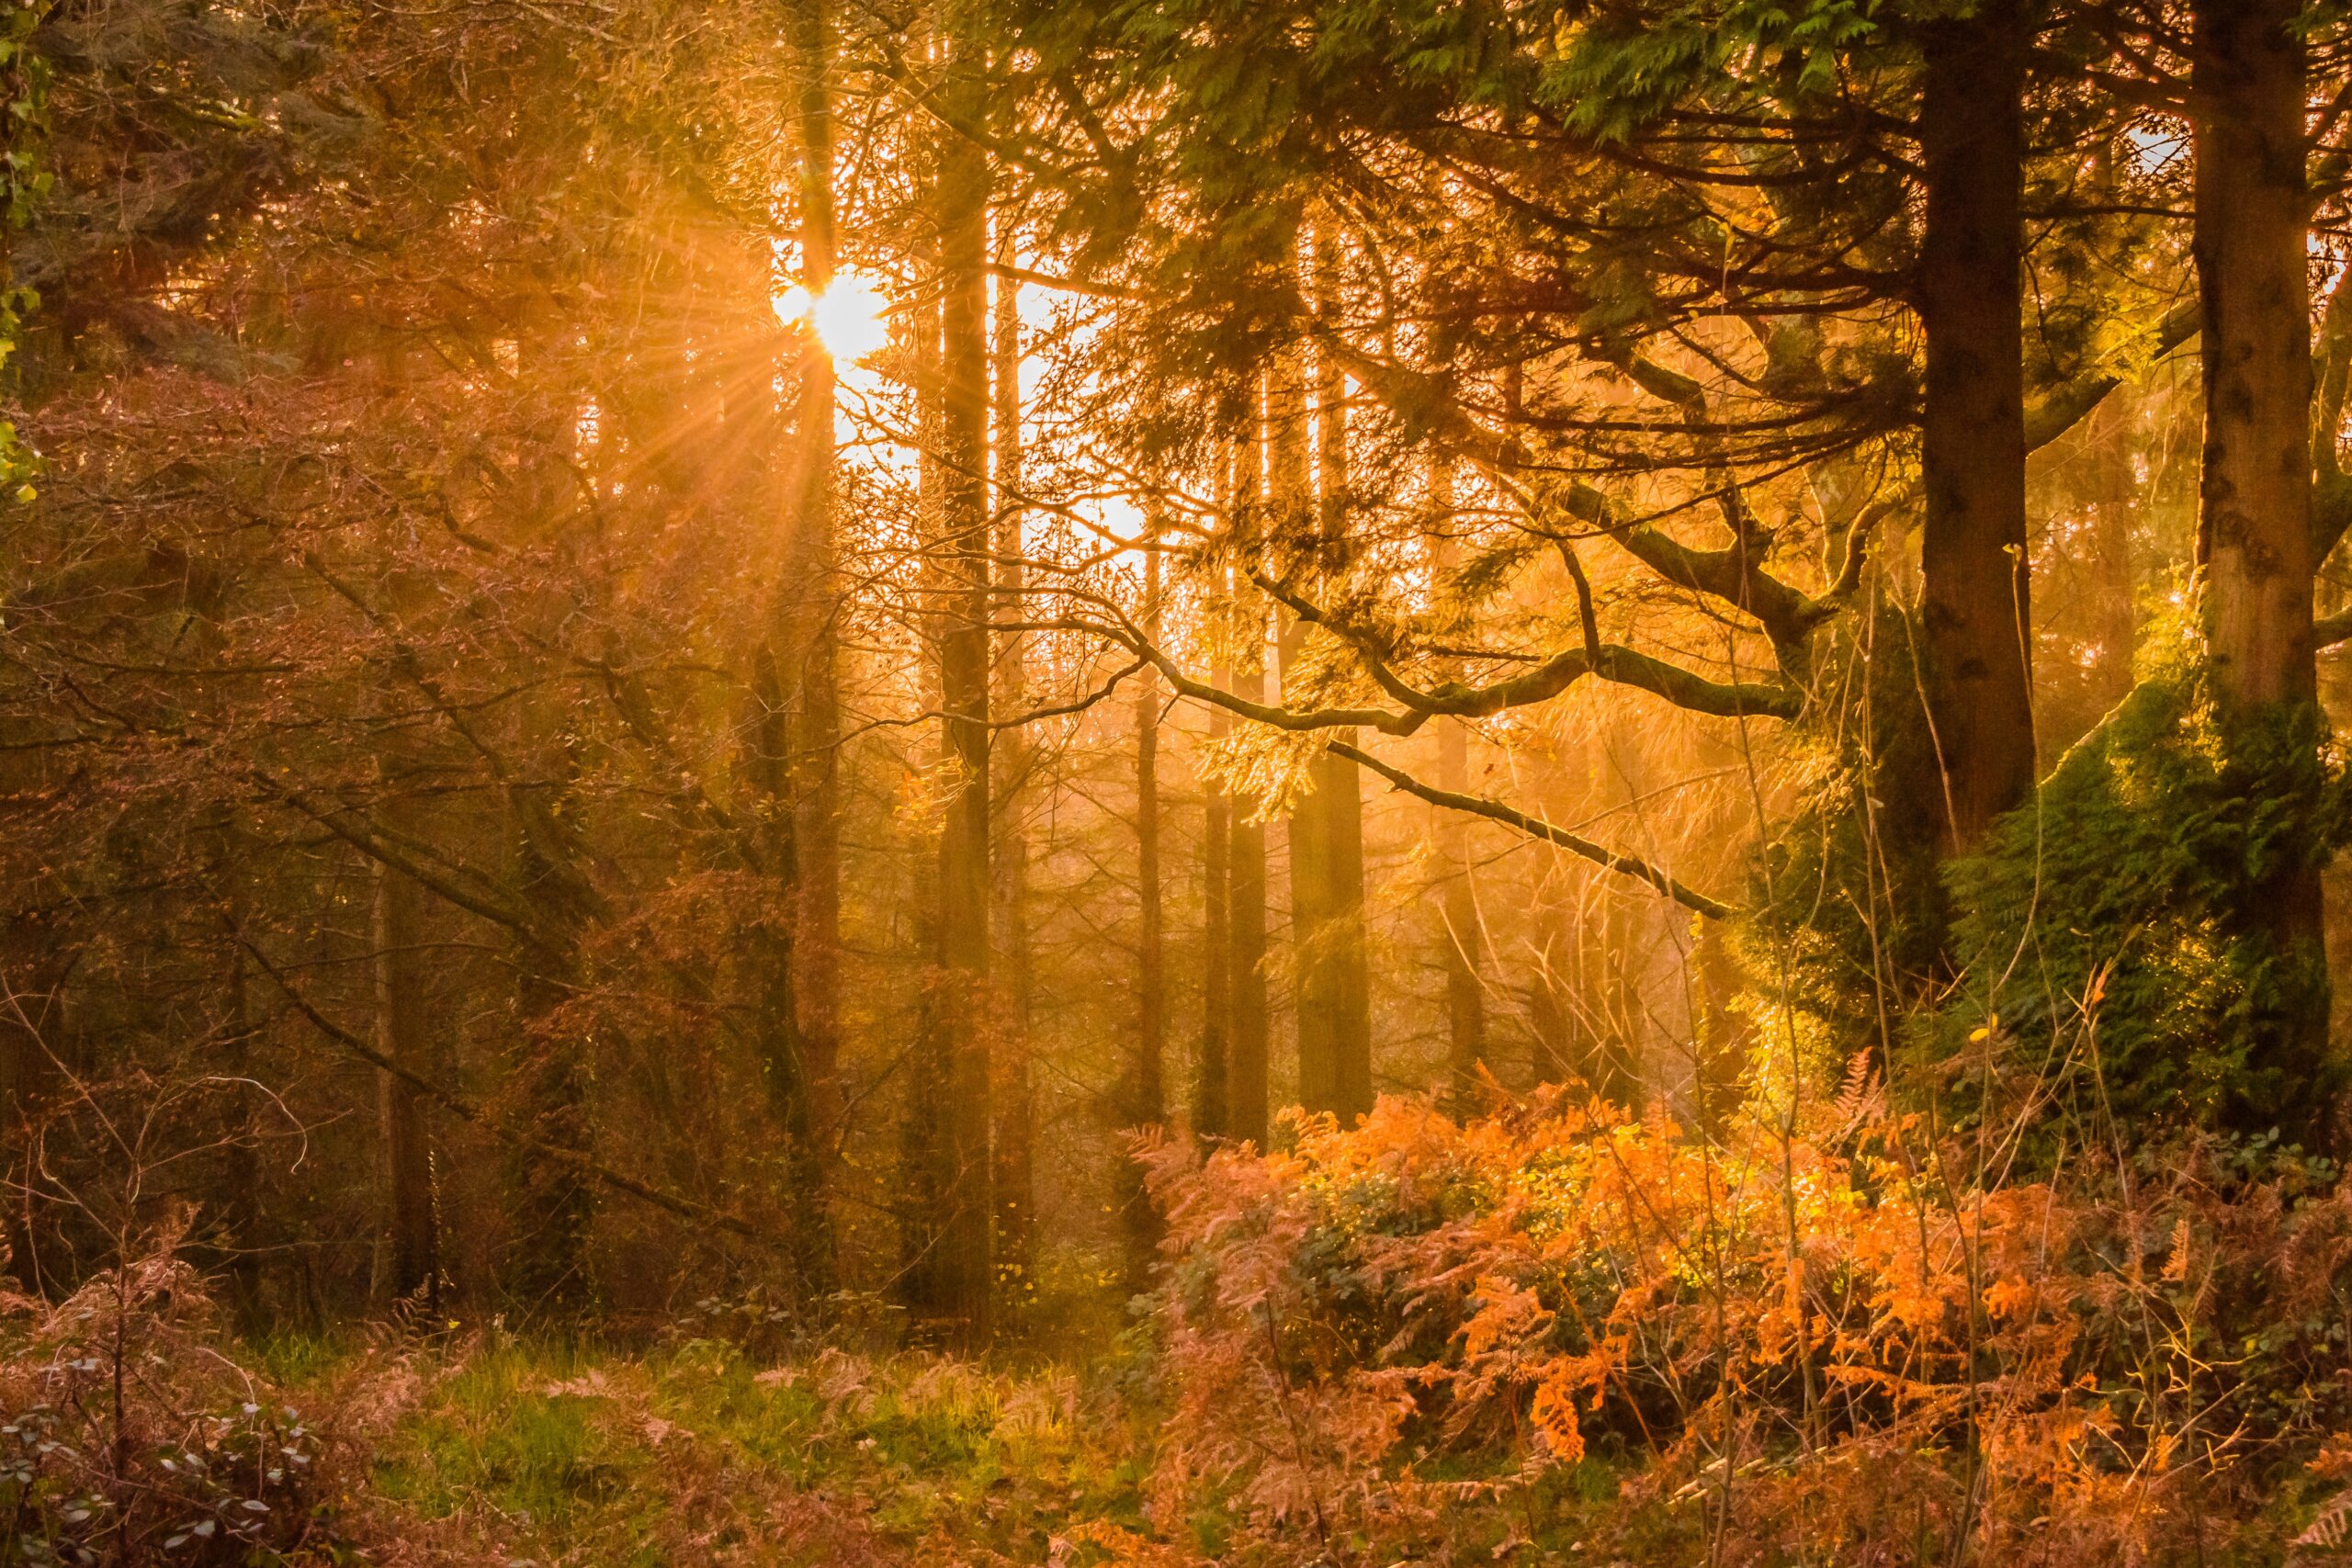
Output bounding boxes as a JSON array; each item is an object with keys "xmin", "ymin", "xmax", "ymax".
[{"xmin": 773, "ymin": 270, "xmax": 892, "ymax": 365}]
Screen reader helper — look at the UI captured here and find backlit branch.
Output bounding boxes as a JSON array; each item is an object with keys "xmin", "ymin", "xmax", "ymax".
[{"xmin": 1330, "ymin": 739, "xmax": 1734, "ymax": 920}]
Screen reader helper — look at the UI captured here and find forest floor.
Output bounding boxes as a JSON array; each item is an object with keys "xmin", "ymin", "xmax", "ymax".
[
  {"xmin": 266, "ymin": 1330, "xmax": 1189, "ymax": 1567},
  {"xmin": 264, "ymin": 1325, "xmax": 1648, "ymax": 1568},
  {"xmin": 15, "ymin": 1106, "xmax": 2346, "ymax": 1563}
]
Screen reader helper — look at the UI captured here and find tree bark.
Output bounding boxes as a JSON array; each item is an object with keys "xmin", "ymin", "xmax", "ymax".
[
  {"xmin": 1313, "ymin": 238, "xmax": 1372, "ymax": 1120},
  {"xmin": 900, "ymin": 174, "xmax": 955, "ymax": 1330},
  {"xmin": 1195, "ymin": 443, "xmax": 1238, "ymax": 1142},
  {"xmin": 1271, "ymin": 330, "xmax": 1334, "ymax": 1115},
  {"xmin": 989, "ymin": 243, "xmax": 1036, "ymax": 1307},
  {"xmin": 2192, "ymin": 0, "xmax": 2333, "ymax": 1139},
  {"xmin": 1916, "ymin": 0, "xmax": 2034, "ymax": 851},
  {"xmin": 371, "ymin": 854, "xmax": 439, "ymax": 1307},
  {"xmin": 783, "ymin": 0, "xmax": 842, "ymax": 1295},
  {"xmin": 1282, "ymin": 233, "xmax": 1373, "ymax": 1121},
  {"xmin": 1428, "ymin": 460, "xmax": 1486, "ymax": 1113},
  {"xmin": 1199, "ymin": 706, "xmax": 1233, "ymax": 1140},
  {"xmin": 2195, "ymin": 0, "xmax": 2316, "ymax": 714},
  {"xmin": 1122, "ymin": 536, "xmax": 1166, "ymax": 1293},
  {"xmin": 747, "ymin": 644, "xmax": 828, "ymax": 1295},
  {"xmin": 1228, "ymin": 389, "xmax": 1272, "ymax": 1149},
  {"xmin": 932, "ymin": 10, "xmax": 994, "ymax": 1343},
  {"xmin": 501, "ymin": 774, "xmax": 595, "ymax": 1315}
]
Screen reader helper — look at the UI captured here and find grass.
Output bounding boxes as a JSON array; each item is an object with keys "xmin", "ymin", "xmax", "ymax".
[{"xmin": 328, "ymin": 1334, "xmax": 1153, "ymax": 1565}]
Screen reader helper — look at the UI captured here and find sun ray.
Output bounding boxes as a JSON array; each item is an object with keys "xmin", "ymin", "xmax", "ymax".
[{"xmin": 773, "ymin": 269, "xmax": 891, "ymax": 365}]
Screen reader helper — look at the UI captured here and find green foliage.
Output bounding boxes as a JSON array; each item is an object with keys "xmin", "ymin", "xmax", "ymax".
[
  {"xmin": 1542, "ymin": 0, "xmax": 1879, "ymax": 141},
  {"xmin": 2, "ymin": 1397, "xmax": 334, "ymax": 1567},
  {"xmin": 1750, "ymin": 600, "xmax": 1951, "ymax": 1057},
  {"xmin": 0, "ymin": 1236, "xmax": 365, "ymax": 1566},
  {"xmin": 1934, "ymin": 641, "xmax": 2352, "ymax": 1155}
]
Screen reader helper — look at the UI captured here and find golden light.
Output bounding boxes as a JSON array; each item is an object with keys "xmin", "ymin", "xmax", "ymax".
[{"xmin": 773, "ymin": 270, "xmax": 892, "ymax": 365}]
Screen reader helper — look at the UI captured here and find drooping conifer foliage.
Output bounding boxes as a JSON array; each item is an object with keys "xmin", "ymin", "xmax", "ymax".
[{"xmin": 6, "ymin": 0, "xmax": 2352, "ymax": 1562}]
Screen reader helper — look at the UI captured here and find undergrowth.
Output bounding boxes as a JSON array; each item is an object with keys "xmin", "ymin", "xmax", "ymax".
[{"xmin": 10, "ymin": 1084, "xmax": 2352, "ymax": 1565}]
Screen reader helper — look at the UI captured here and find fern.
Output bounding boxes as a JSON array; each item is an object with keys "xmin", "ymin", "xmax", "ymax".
[{"xmin": 2295, "ymin": 1487, "xmax": 2352, "ymax": 1557}]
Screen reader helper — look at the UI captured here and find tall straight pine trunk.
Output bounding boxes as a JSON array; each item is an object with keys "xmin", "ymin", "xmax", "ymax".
[
  {"xmin": 782, "ymin": 0, "xmax": 842, "ymax": 1292},
  {"xmin": 900, "ymin": 186, "xmax": 952, "ymax": 1325},
  {"xmin": 502, "ymin": 775, "xmax": 594, "ymax": 1314},
  {"xmin": 746, "ymin": 641, "xmax": 829, "ymax": 1292},
  {"xmin": 1194, "ymin": 439, "xmax": 1242, "ymax": 1141},
  {"xmin": 371, "ymin": 852, "xmax": 439, "ymax": 1306},
  {"xmin": 1269, "ymin": 330, "xmax": 1328, "ymax": 1111},
  {"xmin": 1308, "ymin": 232, "xmax": 1372, "ymax": 1120},
  {"xmin": 2192, "ymin": 0, "xmax": 2335, "ymax": 1140},
  {"xmin": 1228, "ymin": 391, "xmax": 1272, "ymax": 1149},
  {"xmin": 989, "ymin": 246, "xmax": 1037, "ymax": 1303},
  {"xmin": 1916, "ymin": 0, "xmax": 2034, "ymax": 852},
  {"xmin": 931, "ymin": 6, "xmax": 994, "ymax": 1343},
  {"xmin": 499, "ymin": 378, "xmax": 598, "ymax": 1313},
  {"xmin": 1121, "ymin": 537, "xmax": 1166, "ymax": 1292},
  {"xmin": 1429, "ymin": 458, "xmax": 1485, "ymax": 1112},
  {"xmin": 1279, "ymin": 233, "xmax": 1373, "ymax": 1121}
]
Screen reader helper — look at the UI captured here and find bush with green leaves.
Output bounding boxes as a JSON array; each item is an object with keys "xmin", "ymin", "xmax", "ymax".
[
  {"xmin": 0, "ymin": 1230, "xmax": 357, "ymax": 1565},
  {"xmin": 1935, "ymin": 640, "xmax": 2352, "ymax": 1158}
]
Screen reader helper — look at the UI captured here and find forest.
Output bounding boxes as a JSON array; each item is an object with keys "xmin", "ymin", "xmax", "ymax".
[{"xmin": 7, "ymin": 0, "xmax": 2352, "ymax": 1561}]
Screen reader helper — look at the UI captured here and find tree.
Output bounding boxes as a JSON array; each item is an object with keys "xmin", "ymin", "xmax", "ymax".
[
  {"xmin": 2188, "ymin": 0, "xmax": 2334, "ymax": 1135},
  {"xmin": 991, "ymin": 248, "xmax": 1039, "ymax": 1304},
  {"xmin": 778, "ymin": 0, "xmax": 846, "ymax": 1297},
  {"xmin": 369, "ymin": 851, "xmax": 438, "ymax": 1306},
  {"xmin": 1121, "ymin": 532, "xmax": 1166, "ymax": 1292},
  {"xmin": 1914, "ymin": 0, "xmax": 2035, "ymax": 851},
  {"xmin": 929, "ymin": 0, "xmax": 996, "ymax": 1341}
]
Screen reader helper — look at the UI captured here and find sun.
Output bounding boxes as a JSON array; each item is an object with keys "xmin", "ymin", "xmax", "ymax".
[{"xmin": 772, "ymin": 270, "xmax": 892, "ymax": 365}]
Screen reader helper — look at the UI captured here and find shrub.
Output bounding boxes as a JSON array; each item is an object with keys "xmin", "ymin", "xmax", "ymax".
[
  {"xmin": 1137, "ymin": 1093, "xmax": 2352, "ymax": 1565},
  {"xmin": 0, "ymin": 1218, "xmax": 366, "ymax": 1565}
]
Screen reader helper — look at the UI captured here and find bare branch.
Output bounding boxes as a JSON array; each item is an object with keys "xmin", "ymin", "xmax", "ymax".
[
  {"xmin": 1330, "ymin": 740, "xmax": 1734, "ymax": 920},
  {"xmin": 234, "ymin": 928, "xmax": 779, "ymax": 1243}
]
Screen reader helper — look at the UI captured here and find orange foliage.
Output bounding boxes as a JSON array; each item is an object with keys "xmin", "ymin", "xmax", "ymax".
[{"xmin": 1136, "ymin": 1095, "xmax": 2352, "ymax": 1564}]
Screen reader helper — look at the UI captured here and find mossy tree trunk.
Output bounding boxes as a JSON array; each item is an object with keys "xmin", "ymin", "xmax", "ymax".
[{"xmin": 2192, "ymin": 0, "xmax": 2335, "ymax": 1142}]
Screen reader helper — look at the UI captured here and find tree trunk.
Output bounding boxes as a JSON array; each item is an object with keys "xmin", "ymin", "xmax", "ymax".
[
  {"xmin": 1121, "ymin": 536, "xmax": 1166, "ymax": 1293},
  {"xmin": 1270, "ymin": 331, "xmax": 1334, "ymax": 1116},
  {"xmin": 1195, "ymin": 442, "xmax": 1239, "ymax": 1142},
  {"xmin": 900, "ymin": 158, "xmax": 949, "ymax": 1325},
  {"xmin": 989, "ymin": 243, "xmax": 1037, "ymax": 1308},
  {"xmin": 2195, "ymin": 0, "xmax": 2316, "ymax": 711},
  {"xmin": 1916, "ymin": 0, "xmax": 2034, "ymax": 851},
  {"xmin": 747, "ymin": 644, "xmax": 828, "ymax": 1295},
  {"xmin": 1281, "ymin": 235, "xmax": 1374, "ymax": 1122},
  {"xmin": 1199, "ymin": 709, "xmax": 1233, "ymax": 1140},
  {"xmin": 2192, "ymin": 0, "xmax": 2334, "ymax": 1139},
  {"xmin": 1435, "ymin": 722, "xmax": 1485, "ymax": 1111},
  {"xmin": 1312, "ymin": 243, "xmax": 1372, "ymax": 1120},
  {"xmin": 1588, "ymin": 886, "xmax": 1645, "ymax": 1110},
  {"xmin": 371, "ymin": 854, "xmax": 439, "ymax": 1307},
  {"xmin": 1428, "ymin": 460, "xmax": 1486, "ymax": 1113},
  {"xmin": 501, "ymin": 776, "xmax": 594, "ymax": 1316},
  {"xmin": 783, "ymin": 0, "xmax": 842, "ymax": 1294},
  {"xmin": 932, "ymin": 13, "xmax": 994, "ymax": 1343},
  {"xmin": 497, "ymin": 334, "xmax": 597, "ymax": 1318},
  {"xmin": 1228, "ymin": 391, "xmax": 1272, "ymax": 1149}
]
